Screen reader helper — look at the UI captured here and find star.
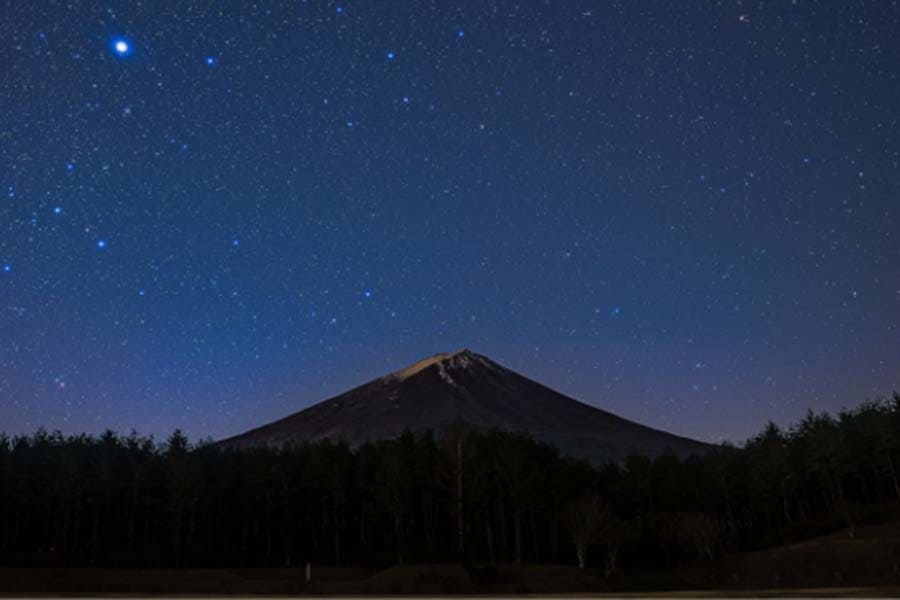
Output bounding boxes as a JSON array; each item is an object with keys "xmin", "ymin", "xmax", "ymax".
[
  {"xmin": 53, "ymin": 207, "xmax": 62, "ymax": 215},
  {"xmin": 111, "ymin": 38, "xmax": 132, "ymax": 57},
  {"xmin": 2, "ymin": 264, "xmax": 10, "ymax": 273},
  {"xmin": 387, "ymin": 51, "xmax": 395, "ymax": 60},
  {"xmin": 206, "ymin": 56, "xmax": 216, "ymax": 66},
  {"xmin": 96, "ymin": 240, "xmax": 108, "ymax": 249}
]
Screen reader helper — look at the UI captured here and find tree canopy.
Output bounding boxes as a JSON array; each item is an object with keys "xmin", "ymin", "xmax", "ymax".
[{"xmin": 1, "ymin": 394, "xmax": 898, "ymax": 571}]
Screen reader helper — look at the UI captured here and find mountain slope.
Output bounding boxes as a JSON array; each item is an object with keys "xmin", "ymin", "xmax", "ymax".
[{"xmin": 218, "ymin": 349, "xmax": 712, "ymax": 463}]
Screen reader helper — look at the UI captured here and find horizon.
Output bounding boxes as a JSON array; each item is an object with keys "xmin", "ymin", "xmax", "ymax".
[
  {"xmin": 3, "ymin": 345, "xmax": 897, "ymax": 446},
  {"xmin": 2, "ymin": 2, "xmax": 899, "ymax": 446}
]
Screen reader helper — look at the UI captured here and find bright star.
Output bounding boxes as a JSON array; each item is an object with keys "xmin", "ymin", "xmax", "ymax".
[
  {"xmin": 232, "ymin": 239, "xmax": 240, "ymax": 247},
  {"xmin": 457, "ymin": 29, "xmax": 465, "ymax": 38},
  {"xmin": 364, "ymin": 290, "xmax": 372, "ymax": 299},
  {"xmin": 2, "ymin": 264, "xmax": 10, "ymax": 272},
  {"xmin": 387, "ymin": 51, "xmax": 395, "ymax": 60},
  {"xmin": 206, "ymin": 56, "xmax": 216, "ymax": 66},
  {"xmin": 112, "ymin": 38, "xmax": 132, "ymax": 56},
  {"xmin": 53, "ymin": 207, "xmax": 62, "ymax": 215},
  {"xmin": 611, "ymin": 307, "xmax": 621, "ymax": 317},
  {"xmin": 97, "ymin": 240, "xmax": 107, "ymax": 249}
]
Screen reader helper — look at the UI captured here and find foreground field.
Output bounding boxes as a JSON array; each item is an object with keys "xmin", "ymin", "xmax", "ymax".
[
  {"xmin": 2, "ymin": 522, "xmax": 900, "ymax": 596},
  {"xmin": 0, "ymin": 566, "xmax": 898, "ymax": 597},
  {"xmin": 672, "ymin": 521, "xmax": 900, "ymax": 591}
]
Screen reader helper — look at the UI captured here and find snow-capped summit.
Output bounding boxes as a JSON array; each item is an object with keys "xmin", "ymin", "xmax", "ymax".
[{"xmin": 388, "ymin": 349, "xmax": 499, "ymax": 383}]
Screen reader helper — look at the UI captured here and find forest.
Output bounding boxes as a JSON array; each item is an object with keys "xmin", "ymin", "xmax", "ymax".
[{"xmin": 1, "ymin": 394, "xmax": 899, "ymax": 573}]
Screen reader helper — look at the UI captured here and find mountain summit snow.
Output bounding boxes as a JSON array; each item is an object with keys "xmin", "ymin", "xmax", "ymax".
[
  {"xmin": 218, "ymin": 349, "xmax": 711, "ymax": 463},
  {"xmin": 387, "ymin": 349, "xmax": 495, "ymax": 383}
]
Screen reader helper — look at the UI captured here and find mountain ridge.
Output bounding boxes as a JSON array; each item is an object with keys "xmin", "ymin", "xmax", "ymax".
[{"xmin": 217, "ymin": 349, "xmax": 712, "ymax": 463}]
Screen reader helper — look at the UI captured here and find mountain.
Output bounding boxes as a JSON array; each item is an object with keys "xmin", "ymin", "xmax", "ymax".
[{"xmin": 217, "ymin": 349, "xmax": 712, "ymax": 463}]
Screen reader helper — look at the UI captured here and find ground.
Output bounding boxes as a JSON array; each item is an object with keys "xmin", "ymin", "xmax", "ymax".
[{"xmin": 2, "ymin": 522, "xmax": 900, "ymax": 596}]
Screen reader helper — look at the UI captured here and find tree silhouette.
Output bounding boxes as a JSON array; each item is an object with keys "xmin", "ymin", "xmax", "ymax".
[
  {"xmin": 1, "ymin": 394, "xmax": 899, "ymax": 570},
  {"xmin": 565, "ymin": 493, "xmax": 610, "ymax": 569}
]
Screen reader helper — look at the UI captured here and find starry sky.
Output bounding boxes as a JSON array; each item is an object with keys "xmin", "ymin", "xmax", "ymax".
[{"xmin": 2, "ymin": 1, "xmax": 898, "ymax": 444}]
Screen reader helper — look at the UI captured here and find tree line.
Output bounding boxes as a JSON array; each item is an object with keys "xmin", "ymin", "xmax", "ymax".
[{"xmin": 1, "ymin": 394, "xmax": 898, "ymax": 571}]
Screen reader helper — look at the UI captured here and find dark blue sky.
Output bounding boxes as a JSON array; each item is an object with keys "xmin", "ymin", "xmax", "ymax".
[{"xmin": 1, "ymin": 1, "xmax": 898, "ymax": 443}]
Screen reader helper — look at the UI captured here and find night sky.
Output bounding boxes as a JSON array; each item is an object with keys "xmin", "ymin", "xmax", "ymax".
[{"xmin": 2, "ymin": 1, "xmax": 898, "ymax": 444}]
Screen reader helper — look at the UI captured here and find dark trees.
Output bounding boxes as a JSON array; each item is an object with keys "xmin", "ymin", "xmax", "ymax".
[
  {"xmin": 0, "ymin": 393, "xmax": 898, "ymax": 570},
  {"xmin": 565, "ymin": 493, "xmax": 610, "ymax": 569}
]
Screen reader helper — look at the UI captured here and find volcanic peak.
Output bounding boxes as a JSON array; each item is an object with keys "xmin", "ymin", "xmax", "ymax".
[{"xmin": 388, "ymin": 348, "xmax": 496, "ymax": 382}]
